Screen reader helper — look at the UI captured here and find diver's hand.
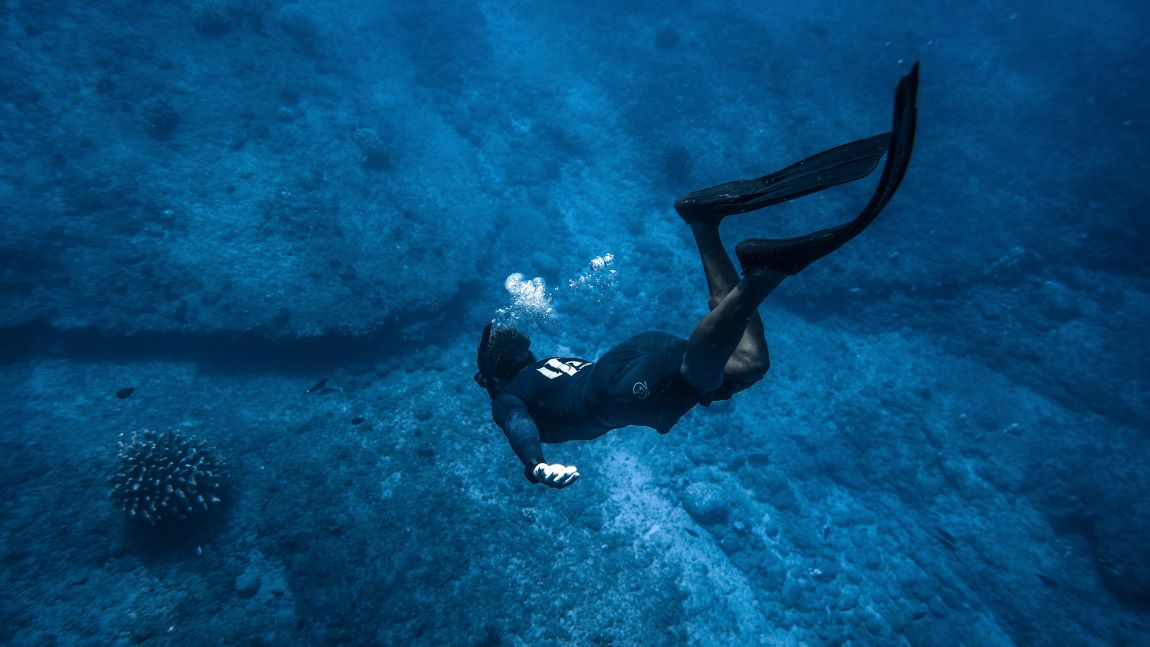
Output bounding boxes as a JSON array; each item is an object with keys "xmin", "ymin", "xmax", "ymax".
[{"xmin": 533, "ymin": 462, "xmax": 580, "ymax": 489}]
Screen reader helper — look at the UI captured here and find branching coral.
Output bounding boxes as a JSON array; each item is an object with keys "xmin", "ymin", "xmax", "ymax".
[{"xmin": 110, "ymin": 429, "xmax": 225, "ymax": 526}]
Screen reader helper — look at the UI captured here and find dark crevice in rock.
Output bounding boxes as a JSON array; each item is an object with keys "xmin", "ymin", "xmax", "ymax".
[{"xmin": 0, "ymin": 314, "xmax": 462, "ymax": 375}]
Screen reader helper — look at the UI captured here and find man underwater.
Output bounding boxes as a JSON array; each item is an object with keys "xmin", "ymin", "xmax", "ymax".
[{"xmin": 475, "ymin": 63, "xmax": 919, "ymax": 489}]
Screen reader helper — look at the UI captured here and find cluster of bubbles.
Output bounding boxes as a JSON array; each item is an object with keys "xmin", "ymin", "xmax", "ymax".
[
  {"xmin": 494, "ymin": 253, "xmax": 619, "ymax": 327},
  {"xmin": 568, "ymin": 253, "xmax": 617, "ymax": 294},
  {"xmin": 496, "ymin": 273, "xmax": 553, "ymax": 326}
]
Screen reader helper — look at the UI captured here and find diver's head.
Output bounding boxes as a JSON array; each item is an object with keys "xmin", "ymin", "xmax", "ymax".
[{"xmin": 474, "ymin": 323, "xmax": 535, "ymax": 397}]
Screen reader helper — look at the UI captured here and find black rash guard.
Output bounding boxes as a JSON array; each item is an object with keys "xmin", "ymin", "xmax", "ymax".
[{"xmin": 490, "ymin": 332, "xmax": 707, "ymax": 481}]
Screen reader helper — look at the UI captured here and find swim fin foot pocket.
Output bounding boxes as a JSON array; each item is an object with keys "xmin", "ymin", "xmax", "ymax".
[{"xmin": 735, "ymin": 61, "xmax": 919, "ymax": 275}]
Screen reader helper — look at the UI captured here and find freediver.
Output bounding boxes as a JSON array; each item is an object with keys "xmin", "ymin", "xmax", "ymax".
[{"xmin": 475, "ymin": 63, "xmax": 919, "ymax": 488}]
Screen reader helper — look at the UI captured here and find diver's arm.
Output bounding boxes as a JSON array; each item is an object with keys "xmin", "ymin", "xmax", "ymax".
[
  {"xmin": 491, "ymin": 392, "xmax": 579, "ymax": 488},
  {"xmin": 492, "ymin": 392, "xmax": 546, "ymax": 480}
]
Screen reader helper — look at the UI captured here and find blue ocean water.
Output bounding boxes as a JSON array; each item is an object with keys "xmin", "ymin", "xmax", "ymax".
[{"xmin": 1, "ymin": 0, "xmax": 1148, "ymax": 644}]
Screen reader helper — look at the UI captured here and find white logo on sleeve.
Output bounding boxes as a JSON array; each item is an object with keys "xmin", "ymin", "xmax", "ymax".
[
  {"xmin": 536, "ymin": 358, "xmax": 590, "ymax": 379},
  {"xmin": 632, "ymin": 381, "xmax": 650, "ymax": 400}
]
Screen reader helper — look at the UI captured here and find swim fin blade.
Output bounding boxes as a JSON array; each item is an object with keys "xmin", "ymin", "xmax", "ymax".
[
  {"xmin": 735, "ymin": 61, "xmax": 920, "ymax": 275},
  {"xmin": 674, "ymin": 132, "xmax": 891, "ymax": 225}
]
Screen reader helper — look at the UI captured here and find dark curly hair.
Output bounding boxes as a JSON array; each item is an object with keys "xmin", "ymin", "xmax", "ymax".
[{"xmin": 475, "ymin": 323, "xmax": 535, "ymax": 393}]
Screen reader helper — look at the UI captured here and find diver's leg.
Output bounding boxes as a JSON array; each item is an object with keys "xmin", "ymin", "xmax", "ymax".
[
  {"xmin": 680, "ymin": 268, "xmax": 786, "ymax": 393},
  {"xmin": 690, "ymin": 222, "xmax": 740, "ymax": 306},
  {"xmin": 680, "ymin": 62, "xmax": 918, "ymax": 389},
  {"xmin": 690, "ymin": 222, "xmax": 771, "ymax": 382}
]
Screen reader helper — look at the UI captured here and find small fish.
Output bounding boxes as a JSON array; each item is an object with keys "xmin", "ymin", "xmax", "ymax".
[
  {"xmin": 1036, "ymin": 573, "xmax": 1058, "ymax": 588},
  {"xmin": 116, "ymin": 387, "xmax": 135, "ymax": 399},
  {"xmin": 306, "ymin": 378, "xmax": 328, "ymax": 394},
  {"xmin": 351, "ymin": 416, "xmax": 365, "ymax": 425},
  {"xmin": 935, "ymin": 527, "xmax": 957, "ymax": 551}
]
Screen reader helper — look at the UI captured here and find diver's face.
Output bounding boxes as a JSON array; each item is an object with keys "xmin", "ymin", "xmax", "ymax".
[{"xmin": 475, "ymin": 323, "xmax": 494, "ymax": 390}]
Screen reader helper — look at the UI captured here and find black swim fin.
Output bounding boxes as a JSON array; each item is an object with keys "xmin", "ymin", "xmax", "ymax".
[
  {"xmin": 735, "ymin": 61, "xmax": 919, "ymax": 275},
  {"xmin": 674, "ymin": 132, "xmax": 891, "ymax": 225}
]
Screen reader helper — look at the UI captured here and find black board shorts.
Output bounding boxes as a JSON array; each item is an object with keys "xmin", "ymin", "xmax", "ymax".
[{"xmin": 590, "ymin": 331, "xmax": 704, "ymax": 434}]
